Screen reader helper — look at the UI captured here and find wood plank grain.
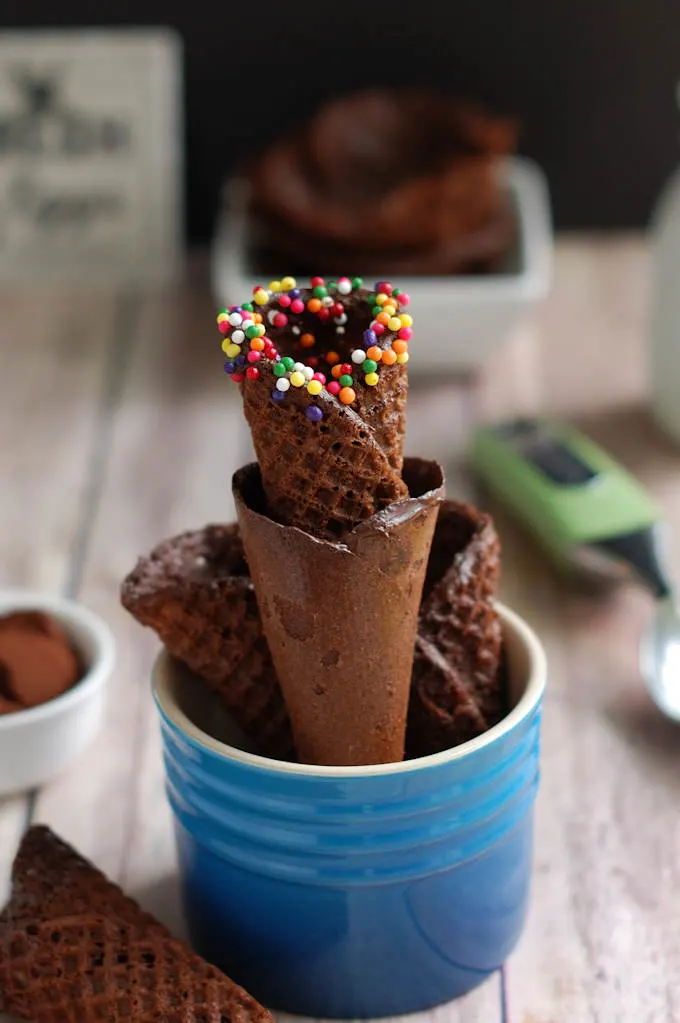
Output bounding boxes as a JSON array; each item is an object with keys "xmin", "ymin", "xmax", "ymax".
[
  {"xmin": 474, "ymin": 238, "xmax": 680, "ymax": 1023},
  {"xmin": 0, "ymin": 287, "xmax": 121, "ymax": 908}
]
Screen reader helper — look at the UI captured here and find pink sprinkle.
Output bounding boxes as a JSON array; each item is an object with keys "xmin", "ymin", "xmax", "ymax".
[
  {"xmin": 278, "ymin": 294, "xmax": 291, "ymax": 307},
  {"xmin": 398, "ymin": 327, "xmax": 413, "ymax": 341},
  {"xmin": 291, "ymin": 299, "xmax": 304, "ymax": 314},
  {"xmin": 312, "ymin": 372, "xmax": 326, "ymax": 383},
  {"xmin": 327, "ymin": 380, "xmax": 341, "ymax": 395},
  {"xmin": 247, "ymin": 351, "xmax": 261, "ymax": 363},
  {"xmin": 372, "ymin": 322, "xmax": 385, "ymax": 335},
  {"xmin": 273, "ymin": 312, "xmax": 288, "ymax": 328},
  {"xmin": 399, "ymin": 292, "xmax": 410, "ymax": 306},
  {"xmin": 218, "ymin": 320, "xmax": 230, "ymax": 334}
]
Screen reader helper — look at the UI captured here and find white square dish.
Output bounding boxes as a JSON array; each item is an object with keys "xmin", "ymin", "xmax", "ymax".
[{"xmin": 210, "ymin": 156, "xmax": 553, "ymax": 372}]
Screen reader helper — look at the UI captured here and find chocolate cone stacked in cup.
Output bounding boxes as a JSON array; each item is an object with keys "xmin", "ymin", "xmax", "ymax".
[
  {"xmin": 406, "ymin": 500, "xmax": 506, "ymax": 758},
  {"xmin": 222, "ymin": 277, "xmax": 444, "ymax": 765},
  {"xmin": 121, "ymin": 524, "xmax": 294, "ymax": 760},
  {"xmin": 0, "ymin": 825, "xmax": 274, "ymax": 1023}
]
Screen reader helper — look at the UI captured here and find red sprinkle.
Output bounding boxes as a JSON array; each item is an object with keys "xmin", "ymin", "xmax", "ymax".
[
  {"xmin": 340, "ymin": 363, "xmax": 352, "ymax": 376},
  {"xmin": 307, "ymin": 356, "xmax": 319, "ymax": 368},
  {"xmin": 327, "ymin": 380, "xmax": 341, "ymax": 395},
  {"xmin": 331, "ymin": 302, "xmax": 344, "ymax": 317},
  {"xmin": 230, "ymin": 372, "xmax": 245, "ymax": 383},
  {"xmin": 245, "ymin": 366, "xmax": 260, "ymax": 380},
  {"xmin": 317, "ymin": 308, "xmax": 331, "ymax": 321},
  {"xmin": 311, "ymin": 276, "xmax": 325, "ymax": 287}
]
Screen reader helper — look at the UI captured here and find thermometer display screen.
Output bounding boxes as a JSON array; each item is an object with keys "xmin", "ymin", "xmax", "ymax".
[{"xmin": 493, "ymin": 420, "xmax": 599, "ymax": 486}]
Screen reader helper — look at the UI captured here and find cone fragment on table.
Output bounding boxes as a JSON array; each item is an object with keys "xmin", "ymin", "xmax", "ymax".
[
  {"xmin": 406, "ymin": 499, "xmax": 506, "ymax": 758},
  {"xmin": 0, "ymin": 825, "xmax": 274, "ymax": 1023},
  {"xmin": 220, "ymin": 280, "xmax": 412, "ymax": 540},
  {"xmin": 234, "ymin": 457, "xmax": 444, "ymax": 766},
  {"xmin": 121, "ymin": 523, "xmax": 293, "ymax": 760}
]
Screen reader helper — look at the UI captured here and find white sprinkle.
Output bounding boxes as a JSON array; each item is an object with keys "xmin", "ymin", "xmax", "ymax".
[
  {"xmin": 267, "ymin": 310, "xmax": 279, "ymax": 325},
  {"xmin": 352, "ymin": 349, "xmax": 366, "ymax": 364},
  {"xmin": 293, "ymin": 362, "xmax": 305, "ymax": 372},
  {"xmin": 292, "ymin": 325, "xmax": 301, "ymax": 335},
  {"xmin": 321, "ymin": 295, "xmax": 334, "ymax": 307},
  {"xmin": 336, "ymin": 313, "xmax": 348, "ymax": 325},
  {"xmin": 242, "ymin": 319, "xmax": 254, "ymax": 331},
  {"xmin": 229, "ymin": 312, "xmax": 243, "ymax": 327},
  {"xmin": 231, "ymin": 329, "xmax": 245, "ymax": 344},
  {"xmin": 337, "ymin": 279, "xmax": 352, "ymax": 295},
  {"xmin": 336, "ymin": 326, "xmax": 346, "ymax": 335},
  {"xmin": 275, "ymin": 377, "xmax": 290, "ymax": 392},
  {"xmin": 303, "ymin": 365, "xmax": 314, "ymax": 380}
]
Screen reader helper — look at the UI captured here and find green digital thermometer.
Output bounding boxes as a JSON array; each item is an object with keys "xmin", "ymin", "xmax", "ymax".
[{"xmin": 471, "ymin": 419, "xmax": 671, "ymax": 597}]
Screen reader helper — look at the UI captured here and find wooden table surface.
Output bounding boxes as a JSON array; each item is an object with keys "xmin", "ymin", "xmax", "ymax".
[{"xmin": 2, "ymin": 237, "xmax": 678, "ymax": 1023}]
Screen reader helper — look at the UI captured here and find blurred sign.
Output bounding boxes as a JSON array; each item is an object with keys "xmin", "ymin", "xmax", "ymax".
[{"xmin": 0, "ymin": 29, "xmax": 183, "ymax": 284}]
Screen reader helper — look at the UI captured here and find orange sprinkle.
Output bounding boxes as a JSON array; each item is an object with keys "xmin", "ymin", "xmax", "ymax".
[
  {"xmin": 300, "ymin": 332, "xmax": 316, "ymax": 348},
  {"xmin": 366, "ymin": 346, "xmax": 383, "ymax": 362},
  {"xmin": 381, "ymin": 348, "xmax": 398, "ymax": 365},
  {"xmin": 250, "ymin": 338, "xmax": 265, "ymax": 351},
  {"xmin": 307, "ymin": 298, "xmax": 322, "ymax": 313},
  {"xmin": 339, "ymin": 386, "xmax": 356, "ymax": 405},
  {"xmin": 376, "ymin": 311, "xmax": 391, "ymax": 326},
  {"xmin": 326, "ymin": 350, "xmax": 340, "ymax": 365},
  {"xmin": 253, "ymin": 312, "xmax": 263, "ymax": 323},
  {"xmin": 392, "ymin": 340, "xmax": 409, "ymax": 355},
  {"xmin": 331, "ymin": 364, "xmax": 343, "ymax": 379}
]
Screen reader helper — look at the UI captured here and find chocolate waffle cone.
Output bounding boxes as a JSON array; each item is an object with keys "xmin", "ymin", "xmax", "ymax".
[
  {"xmin": 0, "ymin": 825, "xmax": 274, "ymax": 1023},
  {"xmin": 406, "ymin": 499, "xmax": 505, "ymax": 758},
  {"xmin": 234, "ymin": 457, "xmax": 444, "ymax": 766},
  {"xmin": 121, "ymin": 524, "xmax": 293, "ymax": 760}
]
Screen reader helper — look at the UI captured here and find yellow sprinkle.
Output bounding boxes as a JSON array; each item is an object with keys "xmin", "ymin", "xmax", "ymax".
[
  {"xmin": 255, "ymin": 324, "xmax": 266, "ymax": 337},
  {"xmin": 307, "ymin": 380, "xmax": 323, "ymax": 396},
  {"xmin": 269, "ymin": 280, "xmax": 282, "ymax": 293},
  {"xmin": 223, "ymin": 341, "xmax": 241, "ymax": 358},
  {"xmin": 281, "ymin": 275, "xmax": 296, "ymax": 290},
  {"xmin": 365, "ymin": 372, "xmax": 379, "ymax": 386},
  {"xmin": 290, "ymin": 371, "xmax": 306, "ymax": 387},
  {"xmin": 383, "ymin": 304, "xmax": 397, "ymax": 317},
  {"xmin": 388, "ymin": 317, "xmax": 402, "ymax": 332},
  {"xmin": 400, "ymin": 313, "xmax": 413, "ymax": 327},
  {"xmin": 253, "ymin": 288, "xmax": 269, "ymax": 305},
  {"xmin": 217, "ymin": 312, "xmax": 228, "ymax": 323},
  {"xmin": 396, "ymin": 352, "xmax": 409, "ymax": 365},
  {"xmin": 375, "ymin": 293, "xmax": 388, "ymax": 306}
]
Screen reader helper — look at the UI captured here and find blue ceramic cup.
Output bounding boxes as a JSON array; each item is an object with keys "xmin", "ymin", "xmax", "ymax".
[{"xmin": 154, "ymin": 602, "xmax": 545, "ymax": 1019}]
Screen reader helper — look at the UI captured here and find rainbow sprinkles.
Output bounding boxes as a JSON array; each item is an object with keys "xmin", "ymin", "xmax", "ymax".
[{"xmin": 217, "ymin": 277, "xmax": 412, "ymax": 421}]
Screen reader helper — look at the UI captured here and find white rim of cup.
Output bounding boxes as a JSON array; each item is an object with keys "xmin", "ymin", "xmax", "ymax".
[
  {"xmin": 0, "ymin": 590, "xmax": 116, "ymax": 730},
  {"xmin": 154, "ymin": 601, "xmax": 547, "ymax": 778}
]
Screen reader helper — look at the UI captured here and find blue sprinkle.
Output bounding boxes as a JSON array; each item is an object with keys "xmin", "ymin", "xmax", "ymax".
[
  {"xmin": 271, "ymin": 389, "xmax": 286, "ymax": 402},
  {"xmin": 223, "ymin": 360, "xmax": 235, "ymax": 374},
  {"xmin": 363, "ymin": 329, "xmax": 376, "ymax": 349},
  {"xmin": 306, "ymin": 404, "xmax": 323, "ymax": 422}
]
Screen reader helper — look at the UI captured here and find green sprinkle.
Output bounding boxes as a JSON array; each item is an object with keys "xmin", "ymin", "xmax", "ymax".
[
  {"xmin": 282, "ymin": 356, "xmax": 295, "ymax": 371},
  {"xmin": 363, "ymin": 359, "xmax": 378, "ymax": 374},
  {"xmin": 245, "ymin": 325, "xmax": 260, "ymax": 339},
  {"xmin": 273, "ymin": 362, "xmax": 286, "ymax": 377},
  {"xmin": 392, "ymin": 287, "xmax": 401, "ymax": 297},
  {"xmin": 242, "ymin": 302, "xmax": 254, "ymax": 312},
  {"xmin": 339, "ymin": 374, "xmax": 353, "ymax": 387},
  {"xmin": 327, "ymin": 280, "xmax": 337, "ymax": 291},
  {"xmin": 351, "ymin": 277, "xmax": 363, "ymax": 289},
  {"xmin": 313, "ymin": 285, "xmax": 327, "ymax": 298},
  {"xmin": 372, "ymin": 305, "xmax": 382, "ymax": 317}
]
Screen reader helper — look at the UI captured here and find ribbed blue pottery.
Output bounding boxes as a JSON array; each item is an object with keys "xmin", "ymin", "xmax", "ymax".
[{"xmin": 154, "ymin": 602, "xmax": 546, "ymax": 1019}]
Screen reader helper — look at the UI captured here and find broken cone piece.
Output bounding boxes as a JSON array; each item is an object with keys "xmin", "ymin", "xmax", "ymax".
[
  {"xmin": 234, "ymin": 457, "xmax": 444, "ymax": 766},
  {"xmin": 0, "ymin": 825, "xmax": 275, "ymax": 1023}
]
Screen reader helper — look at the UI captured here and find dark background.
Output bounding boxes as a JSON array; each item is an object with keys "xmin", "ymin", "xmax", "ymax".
[{"xmin": 3, "ymin": 0, "xmax": 679, "ymax": 241}]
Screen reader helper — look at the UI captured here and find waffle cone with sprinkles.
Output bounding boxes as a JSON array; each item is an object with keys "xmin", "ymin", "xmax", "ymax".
[
  {"xmin": 220, "ymin": 277, "xmax": 411, "ymax": 539},
  {"xmin": 121, "ymin": 524, "xmax": 293, "ymax": 760},
  {"xmin": 406, "ymin": 500, "xmax": 505, "ymax": 758},
  {"xmin": 0, "ymin": 825, "xmax": 274, "ymax": 1023}
]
